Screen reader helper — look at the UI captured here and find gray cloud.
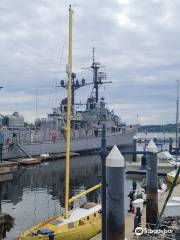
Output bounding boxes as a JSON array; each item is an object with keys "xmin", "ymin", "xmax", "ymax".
[{"xmin": 0, "ymin": 0, "xmax": 180, "ymax": 124}]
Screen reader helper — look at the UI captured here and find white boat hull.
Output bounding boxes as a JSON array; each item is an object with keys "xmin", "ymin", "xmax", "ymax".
[{"xmin": 163, "ymin": 202, "xmax": 180, "ymax": 218}]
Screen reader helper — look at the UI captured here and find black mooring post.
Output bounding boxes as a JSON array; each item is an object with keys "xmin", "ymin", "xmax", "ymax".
[
  {"xmin": 0, "ymin": 183, "xmax": 1, "ymax": 212},
  {"xmin": 0, "ymin": 182, "xmax": 3, "ymax": 240},
  {"xmin": 141, "ymin": 154, "xmax": 147, "ymax": 170},
  {"xmin": 146, "ymin": 140, "xmax": 158, "ymax": 229},
  {"xmin": 0, "ymin": 144, "xmax": 3, "ymax": 163},
  {"xmin": 100, "ymin": 124, "xmax": 107, "ymax": 240},
  {"xmin": 133, "ymin": 181, "xmax": 137, "ymax": 191},
  {"xmin": 132, "ymin": 135, "xmax": 137, "ymax": 162},
  {"xmin": 106, "ymin": 145, "xmax": 125, "ymax": 240},
  {"xmin": 0, "ymin": 133, "xmax": 4, "ymax": 163},
  {"xmin": 169, "ymin": 137, "xmax": 173, "ymax": 154}
]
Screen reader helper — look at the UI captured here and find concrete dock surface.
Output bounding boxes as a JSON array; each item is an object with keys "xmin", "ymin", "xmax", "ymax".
[{"xmin": 91, "ymin": 182, "xmax": 180, "ymax": 240}]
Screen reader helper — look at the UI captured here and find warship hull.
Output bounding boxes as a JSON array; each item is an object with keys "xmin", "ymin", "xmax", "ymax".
[{"xmin": 2, "ymin": 128, "xmax": 135, "ymax": 160}]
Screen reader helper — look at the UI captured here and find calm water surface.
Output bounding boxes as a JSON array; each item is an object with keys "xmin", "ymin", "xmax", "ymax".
[{"xmin": 1, "ymin": 150, "xmax": 142, "ymax": 239}]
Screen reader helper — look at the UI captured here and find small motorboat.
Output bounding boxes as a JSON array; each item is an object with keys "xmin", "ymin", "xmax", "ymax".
[
  {"xmin": 40, "ymin": 153, "xmax": 50, "ymax": 160},
  {"xmin": 163, "ymin": 202, "xmax": 180, "ymax": 218},
  {"xmin": 158, "ymin": 151, "xmax": 175, "ymax": 163},
  {"xmin": 20, "ymin": 158, "xmax": 41, "ymax": 166}
]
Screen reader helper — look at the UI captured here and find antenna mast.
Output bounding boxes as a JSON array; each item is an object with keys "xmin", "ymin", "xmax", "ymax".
[{"xmin": 90, "ymin": 48, "xmax": 112, "ymax": 103}]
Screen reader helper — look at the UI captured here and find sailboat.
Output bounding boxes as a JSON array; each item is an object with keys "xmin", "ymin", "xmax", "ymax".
[
  {"xmin": 167, "ymin": 80, "xmax": 180, "ymax": 184},
  {"xmin": 17, "ymin": 6, "xmax": 101, "ymax": 240}
]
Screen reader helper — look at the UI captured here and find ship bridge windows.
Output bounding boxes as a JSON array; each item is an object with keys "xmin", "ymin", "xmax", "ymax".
[{"xmin": 90, "ymin": 103, "xmax": 96, "ymax": 110}]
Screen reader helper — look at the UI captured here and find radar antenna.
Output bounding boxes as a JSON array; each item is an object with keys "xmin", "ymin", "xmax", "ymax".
[
  {"xmin": 56, "ymin": 48, "xmax": 112, "ymax": 109},
  {"xmin": 90, "ymin": 47, "xmax": 112, "ymax": 103},
  {"xmin": 56, "ymin": 73, "xmax": 93, "ymax": 112}
]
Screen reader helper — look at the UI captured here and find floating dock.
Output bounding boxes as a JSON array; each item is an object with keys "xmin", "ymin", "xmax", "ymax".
[
  {"xmin": 0, "ymin": 152, "xmax": 79, "ymax": 173},
  {"xmin": 17, "ymin": 152, "xmax": 79, "ymax": 165},
  {"xmin": 0, "ymin": 161, "xmax": 18, "ymax": 181},
  {"xmin": 126, "ymin": 161, "xmax": 174, "ymax": 176},
  {"xmin": 0, "ymin": 152, "xmax": 79, "ymax": 166}
]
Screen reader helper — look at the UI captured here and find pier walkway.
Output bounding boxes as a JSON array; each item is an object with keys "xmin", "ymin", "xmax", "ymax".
[{"xmin": 91, "ymin": 183, "xmax": 180, "ymax": 240}]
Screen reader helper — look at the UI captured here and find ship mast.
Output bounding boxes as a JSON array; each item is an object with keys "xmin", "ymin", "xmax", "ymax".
[
  {"xmin": 91, "ymin": 47, "xmax": 99, "ymax": 103},
  {"xmin": 91, "ymin": 48, "xmax": 112, "ymax": 103},
  {"xmin": 65, "ymin": 5, "xmax": 73, "ymax": 219},
  {"xmin": 57, "ymin": 48, "xmax": 111, "ymax": 109}
]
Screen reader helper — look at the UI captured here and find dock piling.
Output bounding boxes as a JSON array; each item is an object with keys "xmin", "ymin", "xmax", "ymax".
[
  {"xmin": 146, "ymin": 140, "xmax": 158, "ymax": 229},
  {"xmin": 140, "ymin": 154, "xmax": 147, "ymax": 170},
  {"xmin": 0, "ymin": 133, "xmax": 4, "ymax": 163},
  {"xmin": 100, "ymin": 124, "xmax": 107, "ymax": 240},
  {"xmin": 132, "ymin": 135, "xmax": 137, "ymax": 162},
  {"xmin": 106, "ymin": 145, "xmax": 125, "ymax": 240},
  {"xmin": 132, "ymin": 181, "xmax": 137, "ymax": 191},
  {"xmin": 169, "ymin": 137, "xmax": 173, "ymax": 154}
]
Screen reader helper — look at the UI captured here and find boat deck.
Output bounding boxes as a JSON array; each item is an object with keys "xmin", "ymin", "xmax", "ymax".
[{"xmin": 61, "ymin": 204, "xmax": 101, "ymax": 226}]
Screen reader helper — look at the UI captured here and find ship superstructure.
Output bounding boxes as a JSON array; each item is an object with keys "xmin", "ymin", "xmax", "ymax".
[
  {"xmin": 0, "ymin": 51, "xmax": 136, "ymax": 160},
  {"xmin": 34, "ymin": 49, "xmax": 128, "ymax": 141}
]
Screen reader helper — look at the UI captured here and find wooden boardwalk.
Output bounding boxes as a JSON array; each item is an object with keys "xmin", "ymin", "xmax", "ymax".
[{"xmin": 91, "ymin": 183, "xmax": 180, "ymax": 240}]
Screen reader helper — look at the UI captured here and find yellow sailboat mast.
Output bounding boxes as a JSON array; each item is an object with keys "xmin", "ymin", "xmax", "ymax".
[{"xmin": 65, "ymin": 5, "xmax": 73, "ymax": 219}]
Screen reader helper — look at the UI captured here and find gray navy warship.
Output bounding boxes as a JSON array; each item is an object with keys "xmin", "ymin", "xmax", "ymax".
[{"xmin": 0, "ymin": 51, "xmax": 136, "ymax": 160}]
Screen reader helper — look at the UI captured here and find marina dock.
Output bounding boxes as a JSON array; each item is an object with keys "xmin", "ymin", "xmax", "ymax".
[
  {"xmin": 2, "ymin": 0, "xmax": 180, "ymax": 239},
  {"xmin": 0, "ymin": 151, "xmax": 79, "ymax": 168},
  {"xmin": 0, "ymin": 152, "xmax": 79, "ymax": 177},
  {"xmin": 126, "ymin": 161, "xmax": 174, "ymax": 175},
  {"xmin": 91, "ymin": 183, "xmax": 180, "ymax": 240},
  {"xmin": 0, "ymin": 161, "xmax": 18, "ymax": 182}
]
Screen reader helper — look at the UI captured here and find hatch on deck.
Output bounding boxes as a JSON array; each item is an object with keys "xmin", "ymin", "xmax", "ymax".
[
  {"xmin": 50, "ymin": 219, "xmax": 63, "ymax": 225},
  {"xmin": 80, "ymin": 202, "xmax": 98, "ymax": 209}
]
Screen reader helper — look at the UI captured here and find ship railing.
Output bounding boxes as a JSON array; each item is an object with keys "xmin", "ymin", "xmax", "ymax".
[
  {"xmin": 24, "ymin": 126, "xmax": 135, "ymax": 144},
  {"xmin": 29, "ymin": 133, "xmax": 131, "ymax": 144}
]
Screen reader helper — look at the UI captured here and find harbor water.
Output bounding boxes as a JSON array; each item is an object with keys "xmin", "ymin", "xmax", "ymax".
[{"xmin": 1, "ymin": 147, "xmax": 143, "ymax": 240}]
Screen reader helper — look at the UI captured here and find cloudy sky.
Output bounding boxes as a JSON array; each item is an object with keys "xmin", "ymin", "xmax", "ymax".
[{"xmin": 1, "ymin": 0, "xmax": 180, "ymax": 125}]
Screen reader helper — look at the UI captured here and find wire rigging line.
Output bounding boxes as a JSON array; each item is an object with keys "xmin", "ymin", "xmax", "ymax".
[
  {"xmin": 58, "ymin": 19, "xmax": 68, "ymax": 72},
  {"xmin": 53, "ymin": 18, "xmax": 68, "ymax": 107}
]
